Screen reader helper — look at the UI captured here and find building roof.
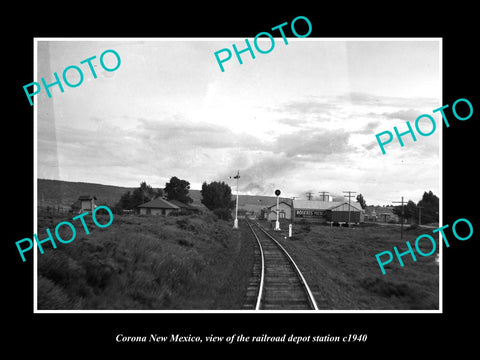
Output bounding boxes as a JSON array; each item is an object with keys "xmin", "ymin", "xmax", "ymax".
[
  {"xmin": 266, "ymin": 201, "xmax": 292, "ymax": 210},
  {"xmin": 78, "ymin": 195, "xmax": 97, "ymax": 200},
  {"xmin": 137, "ymin": 198, "xmax": 180, "ymax": 209},
  {"xmin": 293, "ymin": 200, "xmax": 363, "ymax": 211},
  {"xmin": 327, "ymin": 202, "xmax": 363, "ymax": 212},
  {"xmin": 168, "ymin": 199, "xmax": 198, "ymax": 210}
]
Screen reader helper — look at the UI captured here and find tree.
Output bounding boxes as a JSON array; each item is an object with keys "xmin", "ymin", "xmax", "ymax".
[
  {"xmin": 417, "ymin": 191, "xmax": 439, "ymax": 224},
  {"xmin": 201, "ymin": 181, "xmax": 235, "ymax": 220},
  {"xmin": 164, "ymin": 176, "xmax": 193, "ymax": 204},
  {"xmin": 393, "ymin": 199, "xmax": 417, "ymax": 223},
  {"xmin": 116, "ymin": 181, "xmax": 162, "ymax": 210},
  {"xmin": 356, "ymin": 194, "xmax": 367, "ymax": 209}
]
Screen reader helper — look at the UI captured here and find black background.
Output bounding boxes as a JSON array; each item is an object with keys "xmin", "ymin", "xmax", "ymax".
[{"xmin": 5, "ymin": 4, "xmax": 478, "ymax": 356}]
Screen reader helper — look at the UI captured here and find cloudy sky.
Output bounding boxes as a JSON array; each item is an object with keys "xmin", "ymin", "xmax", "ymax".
[{"xmin": 36, "ymin": 38, "xmax": 441, "ymax": 205}]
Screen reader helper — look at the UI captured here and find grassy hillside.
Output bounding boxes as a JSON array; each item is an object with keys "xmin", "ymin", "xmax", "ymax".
[
  {"xmin": 38, "ymin": 179, "xmax": 135, "ymax": 208},
  {"xmin": 37, "ymin": 211, "xmax": 254, "ymax": 310},
  {"xmin": 38, "ymin": 178, "xmax": 281, "ymax": 211}
]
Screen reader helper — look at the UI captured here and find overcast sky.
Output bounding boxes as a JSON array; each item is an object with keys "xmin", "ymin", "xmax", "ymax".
[{"xmin": 36, "ymin": 38, "xmax": 441, "ymax": 205}]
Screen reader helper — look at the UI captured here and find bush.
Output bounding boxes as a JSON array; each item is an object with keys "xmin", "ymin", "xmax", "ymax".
[
  {"xmin": 360, "ymin": 277, "xmax": 411, "ymax": 298},
  {"xmin": 37, "ymin": 275, "xmax": 72, "ymax": 309},
  {"xmin": 213, "ymin": 208, "xmax": 232, "ymax": 221},
  {"xmin": 177, "ymin": 238, "xmax": 194, "ymax": 247},
  {"xmin": 406, "ymin": 223, "xmax": 419, "ymax": 230}
]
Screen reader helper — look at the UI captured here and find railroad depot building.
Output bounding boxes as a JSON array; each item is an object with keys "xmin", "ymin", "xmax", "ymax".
[
  {"xmin": 292, "ymin": 199, "xmax": 364, "ymax": 224},
  {"xmin": 262, "ymin": 201, "xmax": 293, "ymax": 221},
  {"xmin": 136, "ymin": 198, "xmax": 180, "ymax": 216},
  {"xmin": 167, "ymin": 199, "xmax": 200, "ymax": 213},
  {"xmin": 136, "ymin": 198, "xmax": 200, "ymax": 215}
]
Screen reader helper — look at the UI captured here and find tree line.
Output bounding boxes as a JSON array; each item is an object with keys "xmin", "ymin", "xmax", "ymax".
[
  {"xmin": 353, "ymin": 191, "xmax": 439, "ymax": 224},
  {"xmin": 392, "ymin": 191, "xmax": 439, "ymax": 224},
  {"xmin": 116, "ymin": 176, "xmax": 234, "ymax": 219}
]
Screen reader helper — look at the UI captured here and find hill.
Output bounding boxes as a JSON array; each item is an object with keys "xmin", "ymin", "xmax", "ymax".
[
  {"xmin": 37, "ymin": 179, "xmax": 282, "ymax": 212},
  {"xmin": 38, "ymin": 179, "xmax": 136, "ymax": 208}
]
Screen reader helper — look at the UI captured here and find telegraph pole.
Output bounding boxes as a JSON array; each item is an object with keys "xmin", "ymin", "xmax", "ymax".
[
  {"xmin": 393, "ymin": 196, "xmax": 405, "ymax": 241},
  {"xmin": 306, "ymin": 191, "xmax": 314, "ymax": 200},
  {"xmin": 418, "ymin": 205, "xmax": 423, "ymax": 226},
  {"xmin": 231, "ymin": 170, "xmax": 240, "ymax": 229},
  {"xmin": 319, "ymin": 191, "xmax": 329, "ymax": 201},
  {"xmin": 343, "ymin": 191, "xmax": 356, "ymax": 225}
]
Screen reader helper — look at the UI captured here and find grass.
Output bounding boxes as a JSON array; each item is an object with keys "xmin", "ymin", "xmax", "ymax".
[
  {"xmin": 37, "ymin": 211, "xmax": 254, "ymax": 310},
  {"xmin": 261, "ymin": 221, "xmax": 439, "ymax": 310},
  {"xmin": 37, "ymin": 210, "xmax": 440, "ymax": 311}
]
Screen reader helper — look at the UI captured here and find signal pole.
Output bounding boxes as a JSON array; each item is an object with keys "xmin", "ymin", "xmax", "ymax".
[
  {"xmin": 393, "ymin": 196, "xmax": 405, "ymax": 241},
  {"xmin": 274, "ymin": 189, "xmax": 281, "ymax": 231},
  {"xmin": 231, "ymin": 170, "xmax": 240, "ymax": 229},
  {"xmin": 343, "ymin": 191, "xmax": 356, "ymax": 225}
]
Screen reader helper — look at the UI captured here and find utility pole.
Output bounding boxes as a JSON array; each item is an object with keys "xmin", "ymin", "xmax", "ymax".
[
  {"xmin": 343, "ymin": 191, "xmax": 356, "ymax": 225},
  {"xmin": 231, "ymin": 170, "xmax": 240, "ymax": 229},
  {"xmin": 319, "ymin": 191, "xmax": 329, "ymax": 201},
  {"xmin": 306, "ymin": 192, "xmax": 314, "ymax": 200},
  {"xmin": 418, "ymin": 205, "xmax": 423, "ymax": 226},
  {"xmin": 393, "ymin": 196, "xmax": 405, "ymax": 241}
]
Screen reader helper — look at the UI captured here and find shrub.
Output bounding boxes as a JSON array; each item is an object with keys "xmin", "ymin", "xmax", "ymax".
[
  {"xmin": 177, "ymin": 238, "xmax": 194, "ymax": 247},
  {"xmin": 37, "ymin": 275, "xmax": 72, "ymax": 309},
  {"xmin": 406, "ymin": 223, "xmax": 419, "ymax": 230},
  {"xmin": 213, "ymin": 208, "xmax": 232, "ymax": 221}
]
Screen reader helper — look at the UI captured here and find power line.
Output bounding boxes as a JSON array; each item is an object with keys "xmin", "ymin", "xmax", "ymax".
[
  {"xmin": 319, "ymin": 191, "xmax": 329, "ymax": 201},
  {"xmin": 306, "ymin": 192, "xmax": 314, "ymax": 200}
]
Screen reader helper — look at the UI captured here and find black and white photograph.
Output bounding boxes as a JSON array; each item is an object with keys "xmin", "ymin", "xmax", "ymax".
[
  {"xmin": 6, "ymin": 6, "xmax": 478, "ymax": 355},
  {"xmin": 34, "ymin": 38, "xmax": 441, "ymax": 312}
]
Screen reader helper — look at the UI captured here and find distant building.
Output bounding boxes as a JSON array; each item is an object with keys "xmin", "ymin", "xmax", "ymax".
[
  {"xmin": 365, "ymin": 206, "xmax": 400, "ymax": 223},
  {"xmin": 136, "ymin": 198, "xmax": 180, "ymax": 216},
  {"xmin": 263, "ymin": 201, "xmax": 292, "ymax": 221},
  {"xmin": 292, "ymin": 199, "xmax": 364, "ymax": 224},
  {"xmin": 71, "ymin": 195, "xmax": 97, "ymax": 213}
]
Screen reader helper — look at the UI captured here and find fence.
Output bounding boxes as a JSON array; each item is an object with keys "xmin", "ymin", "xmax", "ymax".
[{"xmin": 37, "ymin": 205, "xmax": 72, "ymax": 214}]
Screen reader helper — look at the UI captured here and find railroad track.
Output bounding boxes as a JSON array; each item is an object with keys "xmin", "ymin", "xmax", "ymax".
[{"xmin": 244, "ymin": 221, "xmax": 318, "ymax": 310}]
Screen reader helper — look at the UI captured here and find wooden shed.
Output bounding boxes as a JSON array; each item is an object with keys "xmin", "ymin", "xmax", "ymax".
[{"xmin": 78, "ymin": 195, "xmax": 97, "ymax": 213}]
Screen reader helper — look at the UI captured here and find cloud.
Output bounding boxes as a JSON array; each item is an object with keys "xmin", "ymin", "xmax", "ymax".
[
  {"xmin": 273, "ymin": 129, "xmax": 352, "ymax": 158},
  {"xmin": 137, "ymin": 117, "xmax": 264, "ymax": 151},
  {"xmin": 338, "ymin": 92, "xmax": 439, "ymax": 110},
  {"xmin": 338, "ymin": 92, "xmax": 384, "ymax": 105},
  {"xmin": 381, "ymin": 108, "xmax": 422, "ymax": 121},
  {"xmin": 354, "ymin": 121, "xmax": 381, "ymax": 135},
  {"xmin": 274, "ymin": 99, "xmax": 339, "ymax": 116}
]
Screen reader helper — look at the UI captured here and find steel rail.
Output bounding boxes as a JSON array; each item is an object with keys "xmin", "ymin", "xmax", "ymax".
[
  {"xmin": 253, "ymin": 222, "xmax": 319, "ymax": 310},
  {"xmin": 247, "ymin": 221, "xmax": 265, "ymax": 310}
]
